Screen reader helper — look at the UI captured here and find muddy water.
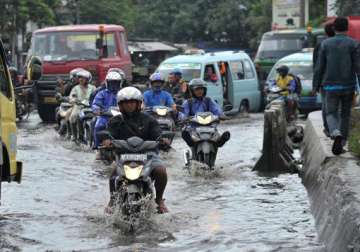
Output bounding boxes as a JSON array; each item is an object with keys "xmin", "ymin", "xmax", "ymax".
[{"xmin": 0, "ymin": 113, "xmax": 324, "ymax": 251}]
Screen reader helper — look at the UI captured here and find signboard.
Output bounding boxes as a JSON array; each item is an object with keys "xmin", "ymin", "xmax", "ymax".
[{"xmin": 272, "ymin": 0, "xmax": 302, "ymax": 29}]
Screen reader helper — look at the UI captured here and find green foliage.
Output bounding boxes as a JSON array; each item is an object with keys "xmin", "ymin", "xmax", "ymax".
[
  {"xmin": 349, "ymin": 108, "xmax": 360, "ymax": 157},
  {"xmin": 336, "ymin": 0, "xmax": 360, "ymax": 16}
]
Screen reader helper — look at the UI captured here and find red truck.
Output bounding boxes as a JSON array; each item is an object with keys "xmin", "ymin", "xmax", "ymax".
[{"xmin": 26, "ymin": 24, "xmax": 132, "ymax": 122}]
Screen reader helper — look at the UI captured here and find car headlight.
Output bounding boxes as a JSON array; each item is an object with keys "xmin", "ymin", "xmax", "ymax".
[
  {"xmin": 124, "ymin": 164, "xmax": 143, "ymax": 180},
  {"xmin": 197, "ymin": 115, "xmax": 212, "ymax": 125},
  {"xmin": 156, "ymin": 108, "xmax": 168, "ymax": 116}
]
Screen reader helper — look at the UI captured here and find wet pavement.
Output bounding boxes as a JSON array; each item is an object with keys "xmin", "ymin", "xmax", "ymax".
[{"xmin": 0, "ymin": 113, "xmax": 325, "ymax": 251}]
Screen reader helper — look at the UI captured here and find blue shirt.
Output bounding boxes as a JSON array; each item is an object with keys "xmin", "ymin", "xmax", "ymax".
[
  {"xmin": 143, "ymin": 90, "xmax": 174, "ymax": 108},
  {"xmin": 181, "ymin": 97, "xmax": 223, "ymax": 118},
  {"xmin": 91, "ymin": 89, "xmax": 117, "ymax": 113}
]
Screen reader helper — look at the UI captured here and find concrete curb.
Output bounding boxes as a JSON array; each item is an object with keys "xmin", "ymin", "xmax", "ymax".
[{"xmin": 301, "ymin": 111, "xmax": 360, "ymax": 252}]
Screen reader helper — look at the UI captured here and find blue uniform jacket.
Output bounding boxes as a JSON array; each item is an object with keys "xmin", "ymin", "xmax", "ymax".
[
  {"xmin": 143, "ymin": 90, "xmax": 174, "ymax": 108},
  {"xmin": 181, "ymin": 97, "xmax": 223, "ymax": 119}
]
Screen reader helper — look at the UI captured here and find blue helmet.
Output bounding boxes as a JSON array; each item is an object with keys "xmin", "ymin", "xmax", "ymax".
[{"xmin": 171, "ymin": 68, "xmax": 182, "ymax": 77}]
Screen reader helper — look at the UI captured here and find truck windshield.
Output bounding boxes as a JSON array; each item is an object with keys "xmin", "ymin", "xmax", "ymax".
[
  {"xmin": 30, "ymin": 31, "xmax": 101, "ymax": 61},
  {"xmin": 256, "ymin": 37, "xmax": 304, "ymax": 60},
  {"xmin": 157, "ymin": 63, "xmax": 202, "ymax": 82}
]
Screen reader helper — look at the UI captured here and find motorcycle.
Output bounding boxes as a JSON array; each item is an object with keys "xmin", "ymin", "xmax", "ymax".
[
  {"xmin": 55, "ymin": 95, "xmax": 73, "ymax": 138},
  {"xmin": 14, "ymin": 85, "xmax": 33, "ymax": 121},
  {"xmin": 79, "ymin": 106, "xmax": 95, "ymax": 148},
  {"xmin": 110, "ymin": 136, "xmax": 158, "ymax": 226},
  {"xmin": 97, "ymin": 106, "xmax": 121, "ymax": 164},
  {"xmin": 183, "ymin": 112, "xmax": 224, "ymax": 169},
  {"xmin": 265, "ymin": 85, "xmax": 298, "ymax": 122},
  {"xmin": 146, "ymin": 106, "xmax": 175, "ymax": 151}
]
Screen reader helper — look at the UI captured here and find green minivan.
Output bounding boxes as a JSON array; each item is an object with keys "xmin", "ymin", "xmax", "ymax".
[{"xmin": 157, "ymin": 51, "xmax": 262, "ymax": 113}]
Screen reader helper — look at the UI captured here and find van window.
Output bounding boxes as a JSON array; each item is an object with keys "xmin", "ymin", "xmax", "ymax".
[
  {"xmin": 0, "ymin": 57, "xmax": 11, "ymax": 99},
  {"xmin": 244, "ymin": 60, "xmax": 255, "ymax": 79},
  {"xmin": 105, "ymin": 33, "xmax": 117, "ymax": 58},
  {"xmin": 204, "ymin": 64, "xmax": 218, "ymax": 82},
  {"xmin": 230, "ymin": 61, "xmax": 245, "ymax": 80},
  {"xmin": 120, "ymin": 32, "xmax": 129, "ymax": 56}
]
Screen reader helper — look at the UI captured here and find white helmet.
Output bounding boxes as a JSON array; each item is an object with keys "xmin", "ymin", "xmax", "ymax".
[
  {"xmin": 77, "ymin": 70, "xmax": 92, "ymax": 83},
  {"xmin": 107, "ymin": 68, "xmax": 126, "ymax": 80},
  {"xmin": 105, "ymin": 71, "xmax": 123, "ymax": 92},
  {"xmin": 116, "ymin": 87, "xmax": 143, "ymax": 104},
  {"xmin": 69, "ymin": 68, "xmax": 85, "ymax": 82}
]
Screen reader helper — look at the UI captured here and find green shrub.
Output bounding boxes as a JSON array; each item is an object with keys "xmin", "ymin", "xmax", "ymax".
[{"xmin": 349, "ymin": 108, "xmax": 360, "ymax": 157}]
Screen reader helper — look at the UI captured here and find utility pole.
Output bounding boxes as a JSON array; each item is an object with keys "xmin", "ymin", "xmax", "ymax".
[{"xmin": 75, "ymin": 0, "xmax": 80, "ymax": 24}]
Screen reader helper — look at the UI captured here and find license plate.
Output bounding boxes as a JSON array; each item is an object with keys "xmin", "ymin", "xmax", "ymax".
[
  {"xmin": 120, "ymin": 154, "xmax": 147, "ymax": 162},
  {"xmin": 43, "ymin": 96, "xmax": 58, "ymax": 104},
  {"xmin": 157, "ymin": 118, "xmax": 171, "ymax": 125},
  {"xmin": 197, "ymin": 127, "xmax": 215, "ymax": 133}
]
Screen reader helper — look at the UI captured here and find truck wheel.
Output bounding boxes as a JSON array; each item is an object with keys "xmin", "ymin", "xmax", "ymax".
[{"xmin": 38, "ymin": 104, "xmax": 56, "ymax": 122}]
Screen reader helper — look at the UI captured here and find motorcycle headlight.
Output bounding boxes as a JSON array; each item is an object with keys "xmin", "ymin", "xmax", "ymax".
[
  {"xmin": 124, "ymin": 164, "xmax": 143, "ymax": 180},
  {"xmin": 197, "ymin": 115, "xmax": 212, "ymax": 125},
  {"xmin": 156, "ymin": 108, "xmax": 168, "ymax": 116},
  {"xmin": 191, "ymin": 133, "xmax": 201, "ymax": 142}
]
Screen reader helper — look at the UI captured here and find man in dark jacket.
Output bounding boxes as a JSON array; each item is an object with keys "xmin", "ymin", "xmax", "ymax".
[
  {"xmin": 313, "ymin": 17, "xmax": 360, "ymax": 155},
  {"xmin": 312, "ymin": 22, "xmax": 335, "ymax": 136},
  {"xmin": 104, "ymin": 87, "xmax": 169, "ymax": 214}
]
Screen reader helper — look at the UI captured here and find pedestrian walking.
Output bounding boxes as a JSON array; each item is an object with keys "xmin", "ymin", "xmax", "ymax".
[{"xmin": 313, "ymin": 17, "xmax": 360, "ymax": 155}]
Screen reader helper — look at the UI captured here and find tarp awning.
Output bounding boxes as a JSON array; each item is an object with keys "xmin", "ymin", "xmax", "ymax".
[{"xmin": 128, "ymin": 42, "xmax": 178, "ymax": 52}]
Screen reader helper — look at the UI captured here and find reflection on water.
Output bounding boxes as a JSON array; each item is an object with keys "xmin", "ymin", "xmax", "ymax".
[{"xmin": 0, "ymin": 113, "xmax": 324, "ymax": 251}]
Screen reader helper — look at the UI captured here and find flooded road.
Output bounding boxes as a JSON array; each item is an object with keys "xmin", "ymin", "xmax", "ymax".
[{"xmin": 0, "ymin": 113, "xmax": 325, "ymax": 251}]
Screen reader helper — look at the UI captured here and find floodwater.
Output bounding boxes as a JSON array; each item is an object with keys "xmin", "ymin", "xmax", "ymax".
[{"xmin": 0, "ymin": 113, "xmax": 325, "ymax": 251}]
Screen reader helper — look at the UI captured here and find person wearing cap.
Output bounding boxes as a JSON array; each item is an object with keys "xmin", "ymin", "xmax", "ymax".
[
  {"xmin": 165, "ymin": 68, "xmax": 191, "ymax": 101},
  {"xmin": 69, "ymin": 70, "xmax": 96, "ymax": 142},
  {"xmin": 103, "ymin": 86, "xmax": 169, "ymax": 214},
  {"xmin": 92, "ymin": 70, "xmax": 124, "ymax": 156}
]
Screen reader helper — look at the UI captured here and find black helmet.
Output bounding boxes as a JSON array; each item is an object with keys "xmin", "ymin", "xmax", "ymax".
[
  {"xmin": 189, "ymin": 78, "xmax": 207, "ymax": 97},
  {"xmin": 276, "ymin": 65, "xmax": 289, "ymax": 75}
]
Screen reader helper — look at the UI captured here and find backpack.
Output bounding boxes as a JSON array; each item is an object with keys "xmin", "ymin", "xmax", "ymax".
[{"xmin": 288, "ymin": 73, "xmax": 302, "ymax": 96}]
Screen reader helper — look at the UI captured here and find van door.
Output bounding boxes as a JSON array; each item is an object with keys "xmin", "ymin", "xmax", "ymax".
[
  {"xmin": 202, "ymin": 63, "xmax": 223, "ymax": 108},
  {"xmin": 228, "ymin": 59, "xmax": 260, "ymax": 112}
]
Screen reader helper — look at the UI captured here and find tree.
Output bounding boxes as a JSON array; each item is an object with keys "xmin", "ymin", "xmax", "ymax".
[
  {"xmin": 65, "ymin": 0, "xmax": 136, "ymax": 31},
  {"xmin": 336, "ymin": 0, "xmax": 360, "ymax": 16}
]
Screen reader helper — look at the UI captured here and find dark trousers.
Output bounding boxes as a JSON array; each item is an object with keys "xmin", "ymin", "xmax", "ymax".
[{"xmin": 325, "ymin": 90, "xmax": 354, "ymax": 141}]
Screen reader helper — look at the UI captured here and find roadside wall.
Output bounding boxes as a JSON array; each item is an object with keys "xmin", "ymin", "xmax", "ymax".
[{"xmin": 301, "ymin": 111, "xmax": 360, "ymax": 252}]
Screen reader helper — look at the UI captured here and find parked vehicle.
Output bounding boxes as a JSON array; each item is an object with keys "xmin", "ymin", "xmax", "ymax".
[
  {"xmin": 157, "ymin": 51, "xmax": 262, "ymax": 114},
  {"xmin": 266, "ymin": 51, "xmax": 321, "ymax": 114},
  {"xmin": 26, "ymin": 24, "xmax": 133, "ymax": 122},
  {"xmin": 254, "ymin": 28, "xmax": 324, "ymax": 81},
  {"xmin": 0, "ymin": 39, "xmax": 24, "ymax": 201}
]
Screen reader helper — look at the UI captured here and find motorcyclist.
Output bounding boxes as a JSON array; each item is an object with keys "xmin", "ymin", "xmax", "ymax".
[
  {"xmin": 165, "ymin": 68, "xmax": 191, "ymax": 101},
  {"xmin": 143, "ymin": 72, "xmax": 177, "ymax": 111},
  {"xmin": 181, "ymin": 78, "xmax": 230, "ymax": 147},
  {"xmin": 268, "ymin": 65, "xmax": 298, "ymax": 120},
  {"xmin": 69, "ymin": 70, "xmax": 96, "ymax": 142},
  {"xmin": 63, "ymin": 68, "xmax": 85, "ymax": 97},
  {"xmin": 89, "ymin": 68, "xmax": 126, "ymax": 106},
  {"xmin": 92, "ymin": 70, "xmax": 124, "ymax": 158},
  {"xmin": 103, "ymin": 87, "xmax": 169, "ymax": 214}
]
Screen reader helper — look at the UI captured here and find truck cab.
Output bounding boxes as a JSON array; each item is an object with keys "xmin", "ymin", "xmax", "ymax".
[
  {"xmin": 26, "ymin": 24, "xmax": 132, "ymax": 122},
  {"xmin": 0, "ymin": 39, "xmax": 22, "ymax": 203}
]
